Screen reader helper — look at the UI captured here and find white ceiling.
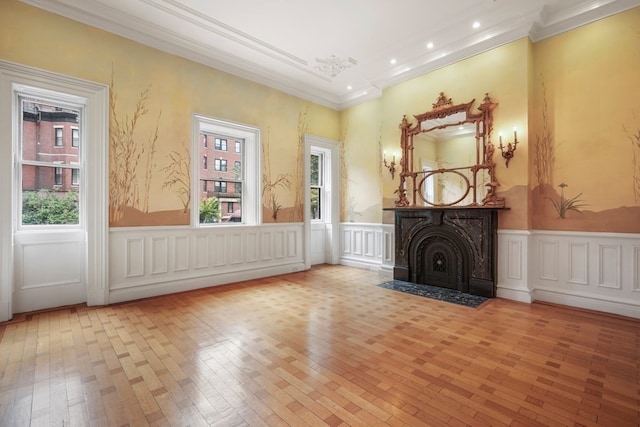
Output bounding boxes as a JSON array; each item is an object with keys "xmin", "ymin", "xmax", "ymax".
[{"xmin": 21, "ymin": 0, "xmax": 638, "ymax": 110}]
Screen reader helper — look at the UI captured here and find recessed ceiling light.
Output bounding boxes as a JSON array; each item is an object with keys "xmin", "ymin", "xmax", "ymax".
[
  {"xmin": 390, "ymin": 58, "xmax": 397, "ymax": 65},
  {"xmin": 472, "ymin": 21, "xmax": 481, "ymax": 29},
  {"xmin": 427, "ymin": 42, "xmax": 434, "ymax": 49},
  {"xmin": 347, "ymin": 85, "xmax": 352, "ymax": 90}
]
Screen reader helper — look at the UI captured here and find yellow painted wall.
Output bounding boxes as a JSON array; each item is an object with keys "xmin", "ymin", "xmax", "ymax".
[
  {"xmin": 531, "ymin": 7, "xmax": 640, "ymax": 232},
  {"xmin": 343, "ymin": 39, "xmax": 531, "ymax": 228},
  {"xmin": 0, "ymin": 0, "xmax": 340, "ymax": 226}
]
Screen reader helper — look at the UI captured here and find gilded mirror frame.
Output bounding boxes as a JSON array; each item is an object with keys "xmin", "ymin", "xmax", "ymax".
[{"xmin": 394, "ymin": 92, "xmax": 505, "ymax": 208}]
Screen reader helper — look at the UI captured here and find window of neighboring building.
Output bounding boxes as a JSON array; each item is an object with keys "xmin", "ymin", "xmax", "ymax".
[
  {"xmin": 203, "ymin": 134, "xmax": 208, "ymax": 148},
  {"xmin": 235, "ymin": 161, "xmax": 241, "ymax": 172},
  {"xmin": 71, "ymin": 128, "xmax": 79, "ymax": 148},
  {"xmin": 71, "ymin": 168, "xmax": 79, "ymax": 186},
  {"xmin": 54, "ymin": 167, "xmax": 63, "ymax": 185},
  {"xmin": 194, "ymin": 115, "xmax": 260, "ymax": 225},
  {"xmin": 54, "ymin": 127, "xmax": 63, "ymax": 147},
  {"xmin": 214, "ymin": 181, "xmax": 227, "ymax": 193},
  {"xmin": 215, "ymin": 138, "xmax": 227, "ymax": 151},
  {"xmin": 214, "ymin": 158, "xmax": 227, "ymax": 172},
  {"xmin": 203, "ymin": 155, "xmax": 208, "ymax": 169}
]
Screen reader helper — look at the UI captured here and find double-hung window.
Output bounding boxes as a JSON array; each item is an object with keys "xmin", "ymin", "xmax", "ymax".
[{"xmin": 194, "ymin": 115, "xmax": 260, "ymax": 225}]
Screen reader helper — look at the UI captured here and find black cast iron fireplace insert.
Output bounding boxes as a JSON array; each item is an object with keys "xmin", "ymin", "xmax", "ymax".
[{"xmin": 387, "ymin": 207, "xmax": 503, "ymax": 298}]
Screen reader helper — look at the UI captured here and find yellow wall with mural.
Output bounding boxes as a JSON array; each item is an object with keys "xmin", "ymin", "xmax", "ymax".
[
  {"xmin": 530, "ymin": 7, "xmax": 640, "ymax": 232},
  {"xmin": 0, "ymin": 0, "xmax": 340, "ymax": 226},
  {"xmin": 2, "ymin": 0, "xmax": 639, "ymax": 233},
  {"xmin": 343, "ymin": 38, "xmax": 531, "ymax": 229}
]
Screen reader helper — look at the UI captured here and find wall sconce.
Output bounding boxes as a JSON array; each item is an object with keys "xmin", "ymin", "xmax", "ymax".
[
  {"xmin": 383, "ymin": 151, "xmax": 397, "ymax": 179},
  {"xmin": 498, "ymin": 127, "xmax": 519, "ymax": 168}
]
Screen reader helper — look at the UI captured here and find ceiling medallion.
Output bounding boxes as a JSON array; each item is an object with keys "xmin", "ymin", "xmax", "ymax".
[{"xmin": 314, "ymin": 55, "xmax": 357, "ymax": 78}]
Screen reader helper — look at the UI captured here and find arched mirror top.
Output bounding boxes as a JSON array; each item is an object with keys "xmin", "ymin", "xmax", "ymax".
[{"xmin": 394, "ymin": 92, "xmax": 505, "ymax": 209}]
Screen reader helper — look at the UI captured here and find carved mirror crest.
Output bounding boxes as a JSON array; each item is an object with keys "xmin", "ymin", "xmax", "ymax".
[{"xmin": 394, "ymin": 92, "xmax": 505, "ymax": 208}]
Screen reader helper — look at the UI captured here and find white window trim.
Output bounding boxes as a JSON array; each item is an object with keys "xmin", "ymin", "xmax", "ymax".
[
  {"xmin": 0, "ymin": 60, "xmax": 109, "ymax": 321},
  {"xmin": 192, "ymin": 114, "xmax": 261, "ymax": 226}
]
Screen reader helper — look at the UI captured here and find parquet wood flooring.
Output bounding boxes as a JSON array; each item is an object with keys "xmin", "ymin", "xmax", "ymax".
[{"xmin": 0, "ymin": 264, "xmax": 638, "ymax": 426}]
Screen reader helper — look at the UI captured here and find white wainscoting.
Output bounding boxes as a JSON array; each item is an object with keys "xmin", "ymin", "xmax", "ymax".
[
  {"xmin": 339, "ymin": 223, "xmax": 394, "ymax": 273},
  {"xmin": 109, "ymin": 223, "xmax": 305, "ymax": 303},
  {"xmin": 498, "ymin": 230, "xmax": 640, "ymax": 319}
]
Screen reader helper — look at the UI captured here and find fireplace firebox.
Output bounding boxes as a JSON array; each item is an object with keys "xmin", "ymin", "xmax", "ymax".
[{"xmin": 387, "ymin": 207, "xmax": 503, "ymax": 298}]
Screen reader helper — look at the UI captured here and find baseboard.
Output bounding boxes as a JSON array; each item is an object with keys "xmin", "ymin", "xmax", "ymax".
[
  {"xmin": 496, "ymin": 285, "xmax": 533, "ymax": 303},
  {"xmin": 339, "ymin": 257, "xmax": 383, "ymax": 272},
  {"xmin": 108, "ymin": 262, "xmax": 306, "ymax": 304},
  {"xmin": 532, "ymin": 286, "xmax": 640, "ymax": 319}
]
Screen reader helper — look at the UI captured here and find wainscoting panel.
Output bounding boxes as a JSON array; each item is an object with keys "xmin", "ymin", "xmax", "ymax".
[
  {"xmin": 497, "ymin": 230, "xmax": 531, "ymax": 303},
  {"xmin": 339, "ymin": 223, "xmax": 394, "ymax": 272},
  {"xmin": 530, "ymin": 231, "xmax": 640, "ymax": 319},
  {"xmin": 110, "ymin": 224, "xmax": 304, "ymax": 303}
]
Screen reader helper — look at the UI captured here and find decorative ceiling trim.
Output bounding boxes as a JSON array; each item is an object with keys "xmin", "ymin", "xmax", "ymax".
[{"xmin": 314, "ymin": 55, "xmax": 358, "ymax": 78}]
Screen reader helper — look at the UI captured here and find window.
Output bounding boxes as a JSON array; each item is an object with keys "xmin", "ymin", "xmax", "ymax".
[
  {"xmin": 194, "ymin": 115, "xmax": 260, "ymax": 225},
  {"xmin": 54, "ymin": 127, "xmax": 63, "ymax": 147},
  {"xmin": 215, "ymin": 138, "xmax": 227, "ymax": 151},
  {"xmin": 71, "ymin": 168, "xmax": 79, "ymax": 186},
  {"xmin": 214, "ymin": 158, "xmax": 227, "ymax": 172},
  {"xmin": 214, "ymin": 180, "xmax": 227, "ymax": 193},
  {"xmin": 203, "ymin": 155, "xmax": 208, "ymax": 169},
  {"xmin": 54, "ymin": 167, "xmax": 63, "ymax": 185},
  {"xmin": 235, "ymin": 161, "xmax": 241, "ymax": 171},
  {"xmin": 71, "ymin": 128, "xmax": 79, "ymax": 148},
  {"xmin": 18, "ymin": 97, "xmax": 82, "ymax": 226},
  {"xmin": 203, "ymin": 134, "xmax": 208, "ymax": 148},
  {"xmin": 310, "ymin": 152, "xmax": 323, "ymax": 220}
]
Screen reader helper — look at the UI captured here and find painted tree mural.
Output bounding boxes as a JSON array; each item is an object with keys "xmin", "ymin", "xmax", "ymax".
[
  {"xmin": 161, "ymin": 140, "xmax": 191, "ymax": 213},
  {"xmin": 534, "ymin": 77, "xmax": 554, "ymax": 190},
  {"xmin": 262, "ymin": 126, "xmax": 291, "ymax": 220},
  {"xmin": 109, "ymin": 70, "xmax": 161, "ymax": 223},
  {"xmin": 622, "ymin": 113, "xmax": 640, "ymax": 203},
  {"xmin": 291, "ymin": 108, "xmax": 309, "ymax": 221}
]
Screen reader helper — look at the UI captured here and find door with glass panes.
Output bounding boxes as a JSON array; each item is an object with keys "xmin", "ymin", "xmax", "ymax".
[{"xmin": 12, "ymin": 90, "xmax": 87, "ymax": 313}]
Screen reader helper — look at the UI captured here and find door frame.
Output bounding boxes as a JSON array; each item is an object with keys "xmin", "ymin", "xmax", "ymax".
[
  {"xmin": 303, "ymin": 134, "xmax": 340, "ymax": 269},
  {"xmin": 0, "ymin": 60, "xmax": 109, "ymax": 321}
]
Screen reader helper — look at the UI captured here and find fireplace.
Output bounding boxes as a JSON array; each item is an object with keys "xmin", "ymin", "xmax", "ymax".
[{"xmin": 387, "ymin": 207, "xmax": 502, "ymax": 297}]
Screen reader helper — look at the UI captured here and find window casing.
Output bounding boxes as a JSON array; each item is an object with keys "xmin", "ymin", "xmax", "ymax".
[{"xmin": 214, "ymin": 158, "xmax": 227, "ymax": 172}]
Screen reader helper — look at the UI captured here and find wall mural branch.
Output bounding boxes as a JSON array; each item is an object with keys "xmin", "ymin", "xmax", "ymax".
[
  {"xmin": 291, "ymin": 107, "xmax": 309, "ymax": 221},
  {"xmin": 262, "ymin": 126, "xmax": 291, "ymax": 220},
  {"xmin": 534, "ymin": 76, "xmax": 554, "ymax": 191},
  {"xmin": 622, "ymin": 112, "xmax": 640, "ymax": 204},
  {"xmin": 160, "ymin": 140, "xmax": 191, "ymax": 213}
]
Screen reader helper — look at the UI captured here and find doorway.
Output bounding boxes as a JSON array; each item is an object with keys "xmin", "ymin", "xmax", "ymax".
[{"xmin": 304, "ymin": 135, "xmax": 340, "ymax": 267}]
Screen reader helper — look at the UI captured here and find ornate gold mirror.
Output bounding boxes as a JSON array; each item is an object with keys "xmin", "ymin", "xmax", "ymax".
[{"xmin": 394, "ymin": 92, "xmax": 504, "ymax": 208}]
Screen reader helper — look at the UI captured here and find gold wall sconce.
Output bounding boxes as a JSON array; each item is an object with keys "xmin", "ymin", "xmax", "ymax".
[
  {"xmin": 383, "ymin": 151, "xmax": 398, "ymax": 179},
  {"xmin": 498, "ymin": 127, "xmax": 518, "ymax": 168}
]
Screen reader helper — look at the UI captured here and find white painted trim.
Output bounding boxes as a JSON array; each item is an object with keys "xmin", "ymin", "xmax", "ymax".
[
  {"xmin": 0, "ymin": 60, "xmax": 109, "ymax": 321},
  {"xmin": 304, "ymin": 134, "xmax": 340, "ymax": 269},
  {"xmin": 339, "ymin": 223, "xmax": 394, "ymax": 273}
]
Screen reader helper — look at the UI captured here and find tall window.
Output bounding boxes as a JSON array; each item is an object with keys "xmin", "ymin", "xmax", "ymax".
[
  {"xmin": 195, "ymin": 115, "xmax": 260, "ymax": 225},
  {"xmin": 54, "ymin": 127, "xmax": 63, "ymax": 147},
  {"xmin": 203, "ymin": 155, "xmax": 208, "ymax": 169},
  {"xmin": 18, "ymin": 97, "xmax": 81, "ymax": 225},
  {"xmin": 310, "ymin": 152, "xmax": 323, "ymax": 220},
  {"xmin": 71, "ymin": 128, "xmax": 79, "ymax": 148}
]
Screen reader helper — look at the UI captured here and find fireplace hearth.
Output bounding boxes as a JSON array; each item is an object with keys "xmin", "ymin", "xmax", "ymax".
[{"xmin": 387, "ymin": 207, "xmax": 503, "ymax": 298}]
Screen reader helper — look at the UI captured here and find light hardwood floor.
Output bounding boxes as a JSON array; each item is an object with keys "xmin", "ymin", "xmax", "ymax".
[{"xmin": 0, "ymin": 265, "xmax": 638, "ymax": 426}]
